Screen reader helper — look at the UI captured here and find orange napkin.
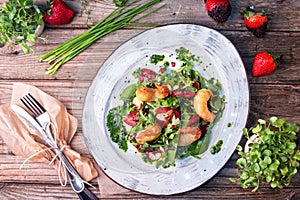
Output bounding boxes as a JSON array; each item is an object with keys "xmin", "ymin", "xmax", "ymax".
[{"xmin": 0, "ymin": 83, "xmax": 98, "ymax": 182}]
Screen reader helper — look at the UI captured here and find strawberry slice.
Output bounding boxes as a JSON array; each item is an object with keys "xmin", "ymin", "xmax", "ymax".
[
  {"xmin": 124, "ymin": 110, "xmax": 139, "ymax": 126},
  {"xmin": 156, "ymin": 107, "xmax": 180, "ymax": 128},
  {"xmin": 187, "ymin": 114, "xmax": 209, "ymax": 133},
  {"xmin": 171, "ymin": 90, "xmax": 195, "ymax": 98},
  {"xmin": 139, "ymin": 68, "xmax": 157, "ymax": 82},
  {"xmin": 187, "ymin": 114, "xmax": 200, "ymax": 126}
]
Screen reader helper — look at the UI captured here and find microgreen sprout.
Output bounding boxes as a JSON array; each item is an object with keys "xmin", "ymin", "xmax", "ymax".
[{"xmin": 230, "ymin": 117, "xmax": 300, "ymax": 191}]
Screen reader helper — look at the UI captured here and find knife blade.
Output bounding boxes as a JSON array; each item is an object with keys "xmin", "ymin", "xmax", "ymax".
[{"xmin": 11, "ymin": 104, "xmax": 48, "ymax": 142}]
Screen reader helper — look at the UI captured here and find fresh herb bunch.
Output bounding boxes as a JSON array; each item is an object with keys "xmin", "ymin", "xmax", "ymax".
[
  {"xmin": 230, "ymin": 117, "xmax": 300, "ymax": 191},
  {"xmin": 40, "ymin": 0, "xmax": 163, "ymax": 76},
  {"xmin": 0, "ymin": 0, "xmax": 44, "ymax": 53}
]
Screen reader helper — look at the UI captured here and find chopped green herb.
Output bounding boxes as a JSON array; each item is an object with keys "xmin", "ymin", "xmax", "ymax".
[
  {"xmin": 106, "ymin": 106, "xmax": 128, "ymax": 151},
  {"xmin": 149, "ymin": 54, "xmax": 165, "ymax": 64},
  {"xmin": 163, "ymin": 61, "xmax": 170, "ymax": 67},
  {"xmin": 210, "ymin": 140, "xmax": 223, "ymax": 155}
]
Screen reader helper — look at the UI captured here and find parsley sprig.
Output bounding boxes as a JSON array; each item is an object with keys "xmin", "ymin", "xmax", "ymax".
[
  {"xmin": 230, "ymin": 117, "xmax": 300, "ymax": 191},
  {"xmin": 0, "ymin": 0, "xmax": 43, "ymax": 53}
]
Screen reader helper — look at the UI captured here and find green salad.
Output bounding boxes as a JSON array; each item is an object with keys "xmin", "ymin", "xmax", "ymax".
[{"xmin": 106, "ymin": 47, "xmax": 225, "ymax": 168}]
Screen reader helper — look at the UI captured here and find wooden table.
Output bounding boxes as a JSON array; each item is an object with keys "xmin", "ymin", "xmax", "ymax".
[{"xmin": 1, "ymin": 0, "xmax": 300, "ymax": 199}]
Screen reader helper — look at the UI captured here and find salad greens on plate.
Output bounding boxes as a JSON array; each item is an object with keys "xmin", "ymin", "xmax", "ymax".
[{"xmin": 106, "ymin": 47, "xmax": 225, "ymax": 168}]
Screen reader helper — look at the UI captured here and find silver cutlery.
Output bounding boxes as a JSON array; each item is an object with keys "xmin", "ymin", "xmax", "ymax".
[{"xmin": 13, "ymin": 93, "xmax": 97, "ymax": 200}]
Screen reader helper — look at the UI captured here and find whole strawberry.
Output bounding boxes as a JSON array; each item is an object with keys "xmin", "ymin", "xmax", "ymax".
[
  {"xmin": 205, "ymin": 0, "xmax": 231, "ymax": 23},
  {"xmin": 241, "ymin": 6, "xmax": 268, "ymax": 38},
  {"xmin": 252, "ymin": 52, "xmax": 278, "ymax": 77},
  {"xmin": 43, "ymin": 0, "xmax": 75, "ymax": 25}
]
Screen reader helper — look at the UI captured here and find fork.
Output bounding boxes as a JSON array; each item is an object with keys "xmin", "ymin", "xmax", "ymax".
[{"xmin": 20, "ymin": 94, "xmax": 96, "ymax": 199}]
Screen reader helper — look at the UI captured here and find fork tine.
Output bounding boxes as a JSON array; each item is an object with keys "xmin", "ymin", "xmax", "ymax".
[
  {"xmin": 20, "ymin": 93, "xmax": 45, "ymax": 116},
  {"xmin": 27, "ymin": 93, "xmax": 46, "ymax": 113},
  {"xmin": 20, "ymin": 96, "xmax": 38, "ymax": 116}
]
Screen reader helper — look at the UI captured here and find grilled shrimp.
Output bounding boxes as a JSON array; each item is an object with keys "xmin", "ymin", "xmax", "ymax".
[
  {"xmin": 136, "ymin": 86, "xmax": 156, "ymax": 102},
  {"xmin": 154, "ymin": 83, "xmax": 169, "ymax": 99},
  {"xmin": 136, "ymin": 123, "xmax": 162, "ymax": 144},
  {"xmin": 177, "ymin": 126, "xmax": 202, "ymax": 146},
  {"xmin": 193, "ymin": 89, "xmax": 215, "ymax": 123},
  {"xmin": 136, "ymin": 84, "xmax": 169, "ymax": 102}
]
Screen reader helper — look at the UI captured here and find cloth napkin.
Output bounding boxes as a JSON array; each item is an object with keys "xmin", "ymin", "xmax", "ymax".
[{"xmin": 0, "ymin": 83, "xmax": 98, "ymax": 182}]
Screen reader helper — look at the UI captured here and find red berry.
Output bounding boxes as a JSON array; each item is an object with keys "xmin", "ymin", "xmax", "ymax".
[
  {"xmin": 205, "ymin": 0, "xmax": 231, "ymax": 23},
  {"xmin": 241, "ymin": 7, "xmax": 268, "ymax": 37},
  {"xmin": 43, "ymin": 0, "xmax": 75, "ymax": 25},
  {"xmin": 244, "ymin": 14, "xmax": 267, "ymax": 29},
  {"xmin": 252, "ymin": 52, "xmax": 278, "ymax": 77}
]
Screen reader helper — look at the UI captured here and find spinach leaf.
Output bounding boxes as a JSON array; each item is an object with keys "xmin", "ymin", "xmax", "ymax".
[{"xmin": 120, "ymin": 84, "xmax": 137, "ymax": 101}]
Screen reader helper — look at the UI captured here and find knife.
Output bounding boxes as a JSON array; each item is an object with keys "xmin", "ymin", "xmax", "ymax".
[
  {"xmin": 11, "ymin": 104, "xmax": 98, "ymax": 200},
  {"xmin": 11, "ymin": 104, "xmax": 50, "ymax": 142}
]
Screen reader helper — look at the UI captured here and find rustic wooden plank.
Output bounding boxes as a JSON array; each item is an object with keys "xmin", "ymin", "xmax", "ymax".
[
  {"xmin": 1, "ymin": 29, "xmax": 300, "ymax": 84},
  {"xmin": 0, "ymin": 0, "xmax": 300, "ymax": 82},
  {"xmin": 1, "ymin": 182, "xmax": 300, "ymax": 200},
  {"xmin": 0, "ymin": 182, "xmax": 100, "ymax": 200},
  {"xmin": 248, "ymin": 84, "xmax": 300, "ymax": 127},
  {"xmin": 23, "ymin": 0, "xmax": 300, "ymax": 31},
  {"xmin": 0, "ymin": 28, "xmax": 143, "ymax": 80},
  {"xmin": 0, "ymin": 131, "xmax": 96, "ymax": 183}
]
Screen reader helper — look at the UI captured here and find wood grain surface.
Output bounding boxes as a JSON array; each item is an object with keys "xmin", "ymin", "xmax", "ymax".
[{"xmin": 1, "ymin": 0, "xmax": 300, "ymax": 199}]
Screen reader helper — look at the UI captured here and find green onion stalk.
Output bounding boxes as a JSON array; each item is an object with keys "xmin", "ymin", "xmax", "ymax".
[{"xmin": 40, "ymin": 0, "xmax": 163, "ymax": 76}]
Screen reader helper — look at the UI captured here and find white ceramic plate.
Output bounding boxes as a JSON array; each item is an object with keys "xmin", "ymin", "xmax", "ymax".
[{"xmin": 82, "ymin": 24, "xmax": 249, "ymax": 195}]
